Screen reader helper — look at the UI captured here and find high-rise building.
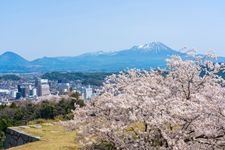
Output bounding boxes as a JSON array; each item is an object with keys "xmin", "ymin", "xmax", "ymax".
[
  {"xmin": 17, "ymin": 85, "xmax": 28, "ymax": 98},
  {"xmin": 85, "ymin": 85, "xmax": 93, "ymax": 100},
  {"xmin": 32, "ymin": 88, "xmax": 37, "ymax": 97},
  {"xmin": 35, "ymin": 78, "xmax": 50, "ymax": 97},
  {"xmin": 17, "ymin": 85, "xmax": 22, "ymax": 93},
  {"xmin": 16, "ymin": 92, "xmax": 22, "ymax": 100},
  {"xmin": 20, "ymin": 87, "xmax": 28, "ymax": 98}
]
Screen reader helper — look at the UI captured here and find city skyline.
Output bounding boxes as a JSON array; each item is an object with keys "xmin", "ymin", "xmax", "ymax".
[{"xmin": 0, "ymin": 0, "xmax": 225, "ymax": 60}]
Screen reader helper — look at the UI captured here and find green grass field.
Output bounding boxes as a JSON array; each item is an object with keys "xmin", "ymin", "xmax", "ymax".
[{"xmin": 10, "ymin": 122, "xmax": 78, "ymax": 150}]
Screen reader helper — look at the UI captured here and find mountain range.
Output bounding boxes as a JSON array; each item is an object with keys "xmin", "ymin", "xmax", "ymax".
[{"xmin": 0, "ymin": 42, "xmax": 224, "ymax": 73}]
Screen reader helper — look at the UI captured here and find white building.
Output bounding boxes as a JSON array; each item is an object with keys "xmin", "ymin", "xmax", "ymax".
[
  {"xmin": 0, "ymin": 89, "xmax": 10, "ymax": 95},
  {"xmin": 36, "ymin": 78, "xmax": 51, "ymax": 97},
  {"xmin": 10, "ymin": 90, "xmax": 18, "ymax": 98},
  {"xmin": 32, "ymin": 88, "xmax": 37, "ymax": 97},
  {"xmin": 85, "ymin": 85, "xmax": 93, "ymax": 100}
]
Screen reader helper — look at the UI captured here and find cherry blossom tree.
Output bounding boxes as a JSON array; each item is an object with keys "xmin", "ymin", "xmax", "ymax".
[{"xmin": 69, "ymin": 54, "xmax": 225, "ymax": 150}]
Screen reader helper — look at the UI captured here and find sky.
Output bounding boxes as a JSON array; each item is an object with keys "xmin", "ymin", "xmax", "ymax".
[{"xmin": 0, "ymin": 0, "xmax": 225, "ymax": 60}]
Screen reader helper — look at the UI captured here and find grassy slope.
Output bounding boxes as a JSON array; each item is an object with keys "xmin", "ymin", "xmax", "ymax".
[
  {"xmin": 9, "ymin": 121, "xmax": 148, "ymax": 150},
  {"xmin": 10, "ymin": 123, "xmax": 78, "ymax": 150}
]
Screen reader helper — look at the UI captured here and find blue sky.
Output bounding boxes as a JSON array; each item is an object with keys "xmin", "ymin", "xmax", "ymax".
[{"xmin": 0, "ymin": 0, "xmax": 225, "ymax": 60}]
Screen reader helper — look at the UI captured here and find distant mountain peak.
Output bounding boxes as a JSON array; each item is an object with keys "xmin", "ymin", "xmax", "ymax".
[
  {"xmin": 0, "ymin": 51, "xmax": 29, "ymax": 66},
  {"xmin": 130, "ymin": 42, "xmax": 178, "ymax": 55},
  {"xmin": 133, "ymin": 42, "xmax": 170, "ymax": 50},
  {"xmin": 1, "ymin": 51, "xmax": 20, "ymax": 56}
]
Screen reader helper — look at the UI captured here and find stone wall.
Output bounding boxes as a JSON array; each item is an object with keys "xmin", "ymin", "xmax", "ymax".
[{"xmin": 4, "ymin": 127, "xmax": 40, "ymax": 149}]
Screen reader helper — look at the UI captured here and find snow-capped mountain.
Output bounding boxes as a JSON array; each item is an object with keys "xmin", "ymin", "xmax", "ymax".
[
  {"xmin": 83, "ymin": 42, "xmax": 178, "ymax": 56},
  {"xmin": 132, "ymin": 42, "xmax": 173, "ymax": 52},
  {"xmin": 0, "ymin": 42, "xmax": 223, "ymax": 72}
]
